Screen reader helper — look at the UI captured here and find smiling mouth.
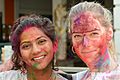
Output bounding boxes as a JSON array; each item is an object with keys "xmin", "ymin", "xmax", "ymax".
[
  {"xmin": 32, "ymin": 55, "xmax": 46, "ymax": 62},
  {"xmin": 33, "ymin": 56, "xmax": 45, "ymax": 60},
  {"xmin": 81, "ymin": 49, "xmax": 97, "ymax": 53}
]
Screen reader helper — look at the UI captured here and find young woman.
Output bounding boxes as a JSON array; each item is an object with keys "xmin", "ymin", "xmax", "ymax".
[
  {"xmin": 69, "ymin": 1, "xmax": 120, "ymax": 80},
  {"xmin": 0, "ymin": 14, "xmax": 68, "ymax": 80}
]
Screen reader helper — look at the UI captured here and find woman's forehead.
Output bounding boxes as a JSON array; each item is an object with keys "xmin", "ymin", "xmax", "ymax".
[{"xmin": 71, "ymin": 12, "xmax": 102, "ymax": 33}]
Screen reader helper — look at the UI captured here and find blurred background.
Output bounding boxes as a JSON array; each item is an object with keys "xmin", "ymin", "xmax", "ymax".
[{"xmin": 0, "ymin": 0, "xmax": 120, "ymax": 73}]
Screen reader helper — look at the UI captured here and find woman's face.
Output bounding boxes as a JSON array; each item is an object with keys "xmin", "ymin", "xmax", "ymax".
[
  {"xmin": 20, "ymin": 27, "xmax": 54, "ymax": 70},
  {"xmin": 71, "ymin": 13, "xmax": 108, "ymax": 66}
]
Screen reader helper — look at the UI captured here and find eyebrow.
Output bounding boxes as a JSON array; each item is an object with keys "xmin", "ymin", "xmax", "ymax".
[
  {"xmin": 20, "ymin": 36, "xmax": 47, "ymax": 45},
  {"xmin": 72, "ymin": 28, "xmax": 100, "ymax": 34}
]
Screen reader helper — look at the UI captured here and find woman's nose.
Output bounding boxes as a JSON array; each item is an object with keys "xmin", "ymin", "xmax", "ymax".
[
  {"xmin": 32, "ymin": 44, "xmax": 41, "ymax": 55},
  {"xmin": 82, "ymin": 36, "xmax": 89, "ymax": 47}
]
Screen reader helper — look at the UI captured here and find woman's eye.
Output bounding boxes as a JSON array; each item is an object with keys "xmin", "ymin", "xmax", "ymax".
[
  {"xmin": 74, "ymin": 35, "xmax": 82, "ymax": 38},
  {"xmin": 21, "ymin": 44, "xmax": 31, "ymax": 50},
  {"xmin": 90, "ymin": 32, "xmax": 99, "ymax": 37},
  {"xmin": 37, "ymin": 39, "xmax": 47, "ymax": 45}
]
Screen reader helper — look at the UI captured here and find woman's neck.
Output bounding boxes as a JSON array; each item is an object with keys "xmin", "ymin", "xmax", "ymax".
[
  {"xmin": 27, "ymin": 66, "xmax": 53, "ymax": 80},
  {"xmin": 88, "ymin": 48, "xmax": 117, "ymax": 72}
]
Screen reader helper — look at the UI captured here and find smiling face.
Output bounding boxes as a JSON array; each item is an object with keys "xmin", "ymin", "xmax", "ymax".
[
  {"xmin": 71, "ymin": 12, "xmax": 109, "ymax": 67},
  {"xmin": 20, "ymin": 27, "xmax": 54, "ymax": 70}
]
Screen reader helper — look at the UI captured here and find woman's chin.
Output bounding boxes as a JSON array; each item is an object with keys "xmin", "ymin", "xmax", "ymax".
[{"xmin": 82, "ymin": 49, "xmax": 99, "ymax": 57}]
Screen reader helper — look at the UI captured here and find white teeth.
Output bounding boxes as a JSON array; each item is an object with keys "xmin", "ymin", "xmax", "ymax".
[{"xmin": 34, "ymin": 56, "xmax": 45, "ymax": 60}]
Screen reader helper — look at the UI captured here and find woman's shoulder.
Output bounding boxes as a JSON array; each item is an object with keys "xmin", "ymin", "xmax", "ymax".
[
  {"xmin": 72, "ymin": 70, "xmax": 88, "ymax": 80},
  {"xmin": 72, "ymin": 70, "xmax": 88, "ymax": 76},
  {"xmin": 0, "ymin": 70, "xmax": 27, "ymax": 80},
  {"xmin": 53, "ymin": 70, "xmax": 69, "ymax": 80},
  {"xmin": 109, "ymin": 64, "xmax": 120, "ymax": 75}
]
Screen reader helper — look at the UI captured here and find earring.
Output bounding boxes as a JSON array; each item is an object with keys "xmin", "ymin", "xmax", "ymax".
[
  {"xmin": 72, "ymin": 46, "xmax": 76, "ymax": 53},
  {"xmin": 71, "ymin": 46, "xmax": 78, "ymax": 57}
]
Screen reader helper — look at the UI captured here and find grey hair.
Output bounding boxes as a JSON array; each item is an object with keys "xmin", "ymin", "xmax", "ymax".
[{"xmin": 69, "ymin": 1, "xmax": 112, "ymax": 24}]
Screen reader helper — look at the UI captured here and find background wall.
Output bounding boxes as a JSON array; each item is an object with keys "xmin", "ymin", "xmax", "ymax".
[
  {"xmin": 0, "ymin": 0, "xmax": 4, "ymax": 24},
  {"xmin": 14, "ymin": 0, "xmax": 52, "ymax": 20},
  {"xmin": 0, "ymin": 0, "xmax": 3, "ymax": 12},
  {"xmin": 113, "ymin": 0, "xmax": 120, "ymax": 63}
]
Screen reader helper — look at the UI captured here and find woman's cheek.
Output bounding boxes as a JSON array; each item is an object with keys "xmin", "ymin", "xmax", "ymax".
[{"xmin": 91, "ymin": 38, "xmax": 102, "ymax": 47}]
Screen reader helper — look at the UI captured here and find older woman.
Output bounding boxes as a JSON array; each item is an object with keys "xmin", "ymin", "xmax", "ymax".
[
  {"xmin": 69, "ymin": 1, "xmax": 120, "ymax": 80},
  {"xmin": 0, "ymin": 14, "xmax": 68, "ymax": 80}
]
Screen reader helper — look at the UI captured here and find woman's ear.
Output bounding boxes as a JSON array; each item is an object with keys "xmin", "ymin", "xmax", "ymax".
[
  {"xmin": 53, "ymin": 39, "xmax": 58, "ymax": 54},
  {"xmin": 106, "ymin": 27, "xmax": 113, "ymax": 41}
]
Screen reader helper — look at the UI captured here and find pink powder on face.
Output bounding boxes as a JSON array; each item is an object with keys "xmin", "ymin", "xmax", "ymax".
[
  {"xmin": 71, "ymin": 12, "xmax": 109, "ymax": 68},
  {"xmin": 72, "ymin": 12, "xmax": 101, "ymax": 33}
]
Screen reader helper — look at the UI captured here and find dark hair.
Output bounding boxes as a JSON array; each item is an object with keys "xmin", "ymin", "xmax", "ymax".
[{"xmin": 10, "ymin": 14, "xmax": 56, "ymax": 69}]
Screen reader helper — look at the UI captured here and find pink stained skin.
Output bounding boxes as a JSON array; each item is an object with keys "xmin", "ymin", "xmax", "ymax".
[
  {"xmin": 20, "ymin": 26, "xmax": 56, "ymax": 71},
  {"xmin": 71, "ymin": 12, "xmax": 112, "ymax": 71}
]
